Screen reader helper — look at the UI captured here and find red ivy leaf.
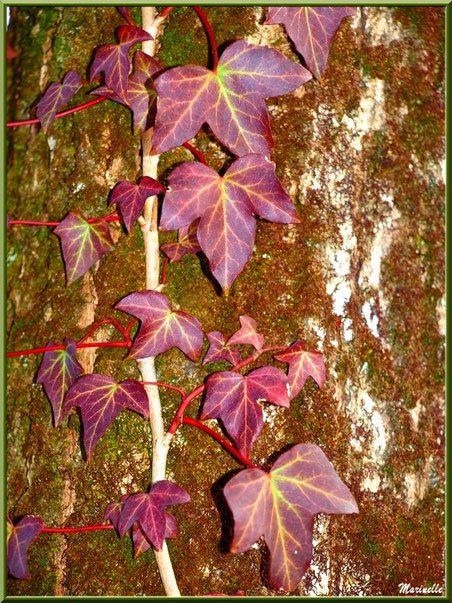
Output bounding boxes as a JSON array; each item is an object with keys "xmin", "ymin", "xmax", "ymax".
[
  {"xmin": 227, "ymin": 316, "xmax": 264, "ymax": 351},
  {"xmin": 132, "ymin": 512, "xmax": 178, "ymax": 558},
  {"xmin": 115, "ymin": 290, "xmax": 203, "ymax": 361},
  {"xmin": 274, "ymin": 341, "xmax": 326, "ymax": 399},
  {"xmin": 53, "ymin": 212, "xmax": 115, "ymax": 286},
  {"xmin": 92, "ymin": 50, "xmax": 161, "ymax": 134},
  {"xmin": 36, "ymin": 338, "xmax": 84, "ymax": 426},
  {"xmin": 109, "ymin": 176, "xmax": 165, "ymax": 233},
  {"xmin": 63, "ymin": 374, "xmax": 149, "ymax": 460},
  {"xmin": 224, "ymin": 444, "xmax": 358, "ymax": 591},
  {"xmin": 203, "ymin": 331, "xmax": 240, "ymax": 366},
  {"xmin": 115, "ymin": 481, "xmax": 190, "ymax": 550},
  {"xmin": 90, "ymin": 25, "xmax": 152, "ymax": 101},
  {"xmin": 160, "ymin": 220, "xmax": 201, "ymax": 263},
  {"xmin": 7, "ymin": 515, "xmax": 44, "ymax": 580},
  {"xmin": 117, "ymin": 6, "xmax": 136, "ymax": 25},
  {"xmin": 153, "ymin": 39, "xmax": 312, "ymax": 157},
  {"xmin": 266, "ymin": 7, "xmax": 356, "ymax": 80},
  {"xmin": 36, "ymin": 70, "xmax": 81, "ymax": 133},
  {"xmin": 202, "ymin": 367, "xmax": 289, "ymax": 456},
  {"xmin": 160, "ymin": 154, "xmax": 298, "ymax": 292}
]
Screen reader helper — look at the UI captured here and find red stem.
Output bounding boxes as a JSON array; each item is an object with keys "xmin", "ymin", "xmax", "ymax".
[
  {"xmin": 77, "ymin": 318, "xmax": 127, "ymax": 344},
  {"xmin": 182, "ymin": 142, "xmax": 208, "ymax": 166},
  {"xmin": 192, "ymin": 7, "xmax": 218, "ymax": 72},
  {"xmin": 161, "ymin": 257, "xmax": 168, "ymax": 285},
  {"xmin": 182, "ymin": 417, "xmax": 257, "ymax": 469},
  {"xmin": 159, "ymin": 6, "xmax": 175, "ymax": 19},
  {"xmin": 6, "ymin": 97, "xmax": 107, "ymax": 128},
  {"xmin": 7, "ymin": 341, "xmax": 129, "ymax": 358},
  {"xmin": 141, "ymin": 381, "xmax": 186, "ymax": 398},
  {"xmin": 41, "ymin": 525, "xmax": 114, "ymax": 533},
  {"xmin": 9, "ymin": 214, "xmax": 120, "ymax": 227}
]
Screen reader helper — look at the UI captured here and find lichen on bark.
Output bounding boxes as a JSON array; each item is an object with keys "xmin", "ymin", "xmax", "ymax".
[{"xmin": 7, "ymin": 5, "xmax": 444, "ymax": 597}]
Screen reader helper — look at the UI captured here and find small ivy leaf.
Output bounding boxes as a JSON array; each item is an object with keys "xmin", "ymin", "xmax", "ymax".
[
  {"xmin": 227, "ymin": 316, "xmax": 264, "ymax": 352},
  {"xmin": 224, "ymin": 444, "xmax": 358, "ymax": 591},
  {"xmin": 132, "ymin": 512, "xmax": 178, "ymax": 558},
  {"xmin": 36, "ymin": 70, "xmax": 82, "ymax": 133},
  {"xmin": 266, "ymin": 7, "xmax": 356, "ymax": 80},
  {"xmin": 153, "ymin": 39, "xmax": 312, "ymax": 157},
  {"xmin": 92, "ymin": 50, "xmax": 161, "ymax": 134},
  {"xmin": 63, "ymin": 375, "xmax": 148, "ymax": 460},
  {"xmin": 7, "ymin": 515, "xmax": 44, "ymax": 580},
  {"xmin": 115, "ymin": 290, "xmax": 204, "ymax": 361},
  {"xmin": 160, "ymin": 155, "xmax": 298, "ymax": 292},
  {"xmin": 274, "ymin": 341, "xmax": 326, "ymax": 399},
  {"xmin": 104, "ymin": 495, "xmax": 129, "ymax": 532},
  {"xmin": 90, "ymin": 25, "xmax": 152, "ymax": 102},
  {"xmin": 117, "ymin": 6, "xmax": 136, "ymax": 25},
  {"xmin": 160, "ymin": 220, "xmax": 201, "ymax": 263},
  {"xmin": 36, "ymin": 338, "xmax": 84, "ymax": 426},
  {"xmin": 202, "ymin": 367, "xmax": 289, "ymax": 456},
  {"xmin": 117, "ymin": 481, "xmax": 190, "ymax": 550},
  {"xmin": 109, "ymin": 176, "xmax": 165, "ymax": 233},
  {"xmin": 203, "ymin": 331, "xmax": 240, "ymax": 366},
  {"xmin": 53, "ymin": 211, "xmax": 115, "ymax": 286}
]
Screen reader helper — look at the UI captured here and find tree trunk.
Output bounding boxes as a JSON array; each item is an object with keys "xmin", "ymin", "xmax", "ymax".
[{"xmin": 7, "ymin": 6, "xmax": 444, "ymax": 597}]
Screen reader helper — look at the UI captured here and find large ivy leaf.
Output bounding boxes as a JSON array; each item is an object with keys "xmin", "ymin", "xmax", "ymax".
[
  {"xmin": 160, "ymin": 154, "xmax": 299, "ymax": 292},
  {"xmin": 90, "ymin": 25, "xmax": 152, "ymax": 101},
  {"xmin": 153, "ymin": 40, "xmax": 312, "ymax": 157},
  {"xmin": 53, "ymin": 211, "xmax": 115, "ymax": 285},
  {"xmin": 115, "ymin": 290, "xmax": 203, "ymax": 361},
  {"xmin": 160, "ymin": 220, "xmax": 201, "ymax": 263},
  {"xmin": 36, "ymin": 338, "xmax": 84, "ymax": 426},
  {"xmin": 36, "ymin": 70, "xmax": 81, "ymax": 133},
  {"xmin": 63, "ymin": 374, "xmax": 149, "ymax": 460},
  {"xmin": 109, "ymin": 176, "xmax": 165, "ymax": 233},
  {"xmin": 203, "ymin": 331, "xmax": 240, "ymax": 366},
  {"xmin": 227, "ymin": 316, "xmax": 264, "ymax": 351},
  {"xmin": 266, "ymin": 7, "xmax": 356, "ymax": 80},
  {"xmin": 114, "ymin": 481, "xmax": 190, "ymax": 550},
  {"xmin": 92, "ymin": 50, "xmax": 161, "ymax": 133},
  {"xmin": 224, "ymin": 444, "xmax": 358, "ymax": 591},
  {"xmin": 7, "ymin": 515, "xmax": 44, "ymax": 580},
  {"xmin": 202, "ymin": 367, "xmax": 289, "ymax": 456},
  {"xmin": 274, "ymin": 341, "xmax": 326, "ymax": 399}
]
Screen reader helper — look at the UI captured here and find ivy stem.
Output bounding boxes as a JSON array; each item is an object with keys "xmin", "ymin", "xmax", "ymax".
[
  {"xmin": 182, "ymin": 417, "xmax": 258, "ymax": 469},
  {"xmin": 6, "ymin": 97, "xmax": 107, "ymax": 128},
  {"xmin": 182, "ymin": 142, "xmax": 208, "ymax": 166},
  {"xmin": 7, "ymin": 341, "xmax": 129, "ymax": 358},
  {"xmin": 159, "ymin": 6, "xmax": 175, "ymax": 19},
  {"xmin": 77, "ymin": 318, "xmax": 127, "ymax": 343},
  {"xmin": 138, "ymin": 7, "xmax": 180, "ymax": 597},
  {"xmin": 8, "ymin": 214, "xmax": 120, "ymax": 227},
  {"xmin": 192, "ymin": 7, "xmax": 218, "ymax": 72},
  {"xmin": 161, "ymin": 257, "xmax": 168, "ymax": 285},
  {"xmin": 141, "ymin": 381, "xmax": 186, "ymax": 398},
  {"xmin": 42, "ymin": 525, "xmax": 114, "ymax": 533}
]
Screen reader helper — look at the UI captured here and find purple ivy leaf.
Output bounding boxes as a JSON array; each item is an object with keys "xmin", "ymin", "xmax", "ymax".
[
  {"xmin": 131, "ymin": 512, "xmax": 178, "ymax": 558},
  {"xmin": 117, "ymin": 6, "xmax": 136, "ymax": 25},
  {"xmin": 160, "ymin": 154, "xmax": 298, "ymax": 292},
  {"xmin": 202, "ymin": 367, "xmax": 289, "ymax": 456},
  {"xmin": 36, "ymin": 70, "xmax": 82, "ymax": 133},
  {"xmin": 160, "ymin": 220, "xmax": 201, "ymax": 263},
  {"xmin": 203, "ymin": 331, "xmax": 240, "ymax": 366},
  {"xmin": 104, "ymin": 496, "xmax": 129, "ymax": 532},
  {"xmin": 63, "ymin": 374, "xmax": 148, "ymax": 460},
  {"xmin": 116, "ymin": 481, "xmax": 190, "ymax": 550},
  {"xmin": 274, "ymin": 341, "xmax": 326, "ymax": 399},
  {"xmin": 7, "ymin": 515, "xmax": 44, "ymax": 580},
  {"xmin": 153, "ymin": 39, "xmax": 312, "ymax": 157},
  {"xmin": 36, "ymin": 338, "xmax": 84, "ymax": 426},
  {"xmin": 266, "ymin": 7, "xmax": 356, "ymax": 80},
  {"xmin": 109, "ymin": 176, "xmax": 165, "ymax": 233},
  {"xmin": 115, "ymin": 290, "xmax": 204, "ymax": 362},
  {"xmin": 53, "ymin": 211, "xmax": 115, "ymax": 286},
  {"xmin": 90, "ymin": 25, "xmax": 152, "ymax": 102},
  {"xmin": 224, "ymin": 444, "xmax": 358, "ymax": 591},
  {"xmin": 227, "ymin": 316, "xmax": 264, "ymax": 351}
]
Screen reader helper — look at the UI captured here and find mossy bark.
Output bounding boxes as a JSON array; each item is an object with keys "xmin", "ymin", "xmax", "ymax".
[{"xmin": 7, "ymin": 6, "xmax": 444, "ymax": 597}]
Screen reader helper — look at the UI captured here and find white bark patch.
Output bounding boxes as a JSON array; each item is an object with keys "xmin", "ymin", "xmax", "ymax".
[
  {"xmin": 359, "ymin": 7, "xmax": 405, "ymax": 47},
  {"xmin": 404, "ymin": 455, "xmax": 433, "ymax": 508}
]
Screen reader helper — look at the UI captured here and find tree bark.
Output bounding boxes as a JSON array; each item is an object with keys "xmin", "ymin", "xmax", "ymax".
[{"xmin": 7, "ymin": 6, "xmax": 444, "ymax": 597}]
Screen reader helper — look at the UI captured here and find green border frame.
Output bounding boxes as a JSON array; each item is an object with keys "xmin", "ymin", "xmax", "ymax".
[{"xmin": 2, "ymin": 1, "xmax": 449, "ymax": 601}]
